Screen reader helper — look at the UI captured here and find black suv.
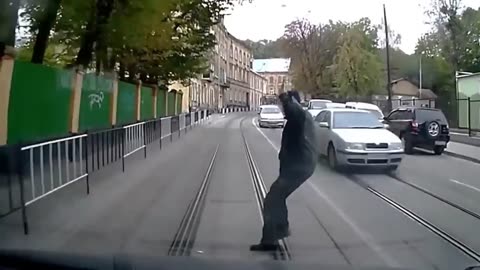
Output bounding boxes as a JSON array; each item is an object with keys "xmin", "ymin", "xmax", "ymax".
[{"xmin": 383, "ymin": 107, "xmax": 450, "ymax": 155}]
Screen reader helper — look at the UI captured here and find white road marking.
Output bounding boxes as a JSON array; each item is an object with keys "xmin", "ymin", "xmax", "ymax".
[
  {"xmin": 251, "ymin": 117, "xmax": 400, "ymax": 267},
  {"xmin": 450, "ymin": 179, "xmax": 480, "ymax": 193},
  {"xmin": 251, "ymin": 117, "xmax": 280, "ymax": 153}
]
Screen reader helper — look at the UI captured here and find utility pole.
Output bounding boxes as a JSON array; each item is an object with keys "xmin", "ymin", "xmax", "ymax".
[
  {"xmin": 419, "ymin": 53, "xmax": 423, "ymax": 98},
  {"xmin": 383, "ymin": 4, "xmax": 393, "ymax": 112}
]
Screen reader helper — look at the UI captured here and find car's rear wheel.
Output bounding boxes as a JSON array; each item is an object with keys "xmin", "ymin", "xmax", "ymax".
[
  {"xmin": 401, "ymin": 135, "xmax": 414, "ymax": 155},
  {"xmin": 327, "ymin": 144, "xmax": 339, "ymax": 171},
  {"xmin": 434, "ymin": 146, "xmax": 445, "ymax": 155}
]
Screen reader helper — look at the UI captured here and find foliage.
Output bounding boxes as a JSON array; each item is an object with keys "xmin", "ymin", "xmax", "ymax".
[
  {"xmin": 16, "ymin": 0, "xmax": 248, "ymax": 85},
  {"xmin": 333, "ymin": 25, "xmax": 383, "ymax": 98},
  {"xmin": 280, "ymin": 18, "xmax": 382, "ymax": 98},
  {"xmin": 243, "ymin": 39, "xmax": 286, "ymax": 59}
]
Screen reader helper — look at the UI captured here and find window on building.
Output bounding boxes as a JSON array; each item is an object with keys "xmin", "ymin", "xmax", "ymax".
[{"xmin": 269, "ymin": 76, "xmax": 274, "ymax": 84}]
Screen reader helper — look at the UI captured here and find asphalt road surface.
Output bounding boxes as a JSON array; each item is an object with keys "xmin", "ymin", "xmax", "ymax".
[{"xmin": 0, "ymin": 113, "xmax": 479, "ymax": 270}]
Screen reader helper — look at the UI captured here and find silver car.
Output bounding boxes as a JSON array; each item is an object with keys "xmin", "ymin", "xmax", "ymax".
[
  {"xmin": 313, "ymin": 108, "xmax": 404, "ymax": 171},
  {"xmin": 258, "ymin": 105, "xmax": 285, "ymax": 128}
]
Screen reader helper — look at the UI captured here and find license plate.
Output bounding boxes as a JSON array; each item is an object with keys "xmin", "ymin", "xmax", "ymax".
[
  {"xmin": 368, "ymin": 154, "xmax": 388, "ymax": 159},
  {"xmin": 435, "ymin": 141, "xmax": 446, "ymax": 146}
]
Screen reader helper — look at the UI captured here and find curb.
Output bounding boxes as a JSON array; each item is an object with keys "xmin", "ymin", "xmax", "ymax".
[{"xmin": 445, "ymin": 150, "xmax": 480, "ymax": 164}]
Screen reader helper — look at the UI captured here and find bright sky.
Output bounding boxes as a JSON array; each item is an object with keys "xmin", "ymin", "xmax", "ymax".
[{"xmin": 224, "ymin": 0, "xmax": 480, "ymax": 55}]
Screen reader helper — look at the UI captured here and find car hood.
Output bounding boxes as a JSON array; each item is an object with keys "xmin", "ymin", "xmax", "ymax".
[
  {"xmin": 260, "ymin": 113, "xmax": 284, "ymax": 119},
  {"xmin": 333, "ymin": 128, "xmax": 400, "ymax": 143}
]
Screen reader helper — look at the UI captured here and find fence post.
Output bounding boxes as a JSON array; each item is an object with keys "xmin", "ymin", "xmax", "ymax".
[
  {"xmin": 84, "ymin": 132, "xmax": 90, "ymax": 194},
  {"xmin": 16, "ymin": 144, "xmax": 29, "ymax": 235},
  {"xmin": 159, "ymin": 119, "xmax": 163, "ymax": 150},
  {"xmin": 468, "ymin": 97, "xmax": 472, "ymax": 137},
  {"xmin": 143, "ymin": 123, "xmax": 147, "ymax": 159},
  {"xmin": 122, "ymin": 129, "xmax": 125, "ymax": 172},
  {"xmin": 170, "ymin": 117, "xmax": 174, "ymax": 142}
]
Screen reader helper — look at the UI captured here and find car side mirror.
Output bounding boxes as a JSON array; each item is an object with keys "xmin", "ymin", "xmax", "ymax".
[
  {"xmin": 383, "ymin": 123, "xmax": 390, "ymax": 129},
  {"xmin": 383, "ymin": 116, "xmax": 389, "ymax": 121},
  {"xmin": 319, "ymin": 122, "xmax": 329, "ymax": 128}
]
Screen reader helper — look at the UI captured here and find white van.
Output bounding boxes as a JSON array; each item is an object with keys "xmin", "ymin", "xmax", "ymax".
[{"xmin": 345, "ymin": 102, "xmax": 384, "ymax": 120}]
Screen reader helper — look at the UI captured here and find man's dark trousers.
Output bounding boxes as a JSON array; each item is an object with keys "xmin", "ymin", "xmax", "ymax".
[{"xmin": 260, "ymin": 169, "xmax": 313, "ymax": 244}]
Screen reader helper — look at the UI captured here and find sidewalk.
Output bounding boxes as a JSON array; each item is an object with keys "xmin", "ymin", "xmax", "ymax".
[
  {"xmin": 450, "ymin": 128, "xmax": 480, "ymax": 147},
  {"xmin": 445, "ymin": 141, "xmax": 480, "ymax": 163}
]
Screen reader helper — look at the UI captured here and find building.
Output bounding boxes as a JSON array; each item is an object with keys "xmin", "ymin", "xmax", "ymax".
[
  {"xmin": 372, "ymin": 78, "xmax": 438, "ymax": 113},
  {"xmin": 253, "ymin": 58, "xmax": 292, "ymax": 95},
  {"xmin": 176, "ymin": 20, "xmax": 262, "ymax": 112},
  {"xmin": 250, "ymin": 71, "xmax": 267, "ymax": 109}
]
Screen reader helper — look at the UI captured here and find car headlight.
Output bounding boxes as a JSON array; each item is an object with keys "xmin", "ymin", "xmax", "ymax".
[
  {"xmin": 346, "ymin": 142, "xmax": 364, "ymax": 150},
  {"xmin": 390, "ymin": 142, "xmax": 403, "ymax": 150}
]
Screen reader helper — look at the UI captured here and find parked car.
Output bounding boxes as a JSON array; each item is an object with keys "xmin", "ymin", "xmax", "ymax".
[
  {"xmin": 345, "ymin": 102, "xmax": 384, "ymax": 121},
  {"xmin": 383, "ymin": 107, "xmax": 450, "ymax": 155},
  {"xmin": 313, "ymin": 108, "xmax": 404, "ymax": 171},
  {"xmin": 258, "ymin": 105, "xmax": 285, "ymax": 128},
  {"xmin": 307, "ymin": 99, "xmax": 333, "ymax": 110},
  {"xmin": 308, "ymin": 102, "xmax": 346, "ymax": 118}
]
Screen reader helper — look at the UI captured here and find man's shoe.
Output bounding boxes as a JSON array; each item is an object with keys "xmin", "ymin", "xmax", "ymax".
[{"xmin": 249, "ymin": 243, "xmax": 280, "ymax": 251}]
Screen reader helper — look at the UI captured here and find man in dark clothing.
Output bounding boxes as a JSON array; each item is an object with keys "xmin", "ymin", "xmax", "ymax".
[{"xmin": 250, "ymin": 90, "xmax": 317, "ymax": 251}]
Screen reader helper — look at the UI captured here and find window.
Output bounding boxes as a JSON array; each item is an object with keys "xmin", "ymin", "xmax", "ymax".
[
  {"xmin": 315, "ymin": 111, "xmax": 326, "ymax": 122},
  {"xmin": 333, "ymin": 112, "xmax": 382, "ymax": 128},
  {"xmin": 269, "ymin": 77, "xmax": 274, "ymax": 83}
]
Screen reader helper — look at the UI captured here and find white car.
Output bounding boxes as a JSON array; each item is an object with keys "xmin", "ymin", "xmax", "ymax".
[
  {"xmin": 345, "ymin": 102, "xmax": 384, "ymax": 121},
  {"xmin": 258, "ymin": 105, "xmax": 285, "ymax": 128},
  {"xmin": 307, "ymin": 99, "xmax": 333, "ymax": 110},
  {"xmin": 313, "ymin": 108, "xmax": 404, "ymax": 171},
  {"xmin": 308, "ymin": 102, "xmax": 346, "ymax": 118}
]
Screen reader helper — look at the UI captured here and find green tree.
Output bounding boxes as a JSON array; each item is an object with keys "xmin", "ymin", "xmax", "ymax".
[
  {"xmin": 243, "ymin": 39, "xmax": 286, "ymax": 59},
  {"xmin": 333, "ymin": 26, "xmax": 382, "ymax": 98}
]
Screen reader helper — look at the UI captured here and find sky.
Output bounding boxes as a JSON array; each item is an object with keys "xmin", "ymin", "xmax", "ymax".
[{"xmin": 224, "ymin": 0, "xmax": 480, "ymax": 55}]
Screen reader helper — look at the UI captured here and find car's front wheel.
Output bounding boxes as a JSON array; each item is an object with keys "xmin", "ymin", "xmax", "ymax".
[
  {"xmin": 434, "ymin": 145, "xmax": 445, "ymax": 155},
  {"xmin": 327, "ymin": 144, "xmax": 340, "ymax": 171}
]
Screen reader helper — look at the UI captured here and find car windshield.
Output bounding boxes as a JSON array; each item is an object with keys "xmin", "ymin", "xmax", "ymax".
[
  {"xmin": 415, "ymin": 109, "xmax": 448, "ymax": 123},
  {"xmin": 333, "ymin": 111, "xmax": 383, "ymax": 128},
  {"xmin": 261, "ymin": 107, "xmax": 281, "ymax": 114},
  {"xmin": 310, "ymin": 101, "xmax": 330, "ymax": 109}
]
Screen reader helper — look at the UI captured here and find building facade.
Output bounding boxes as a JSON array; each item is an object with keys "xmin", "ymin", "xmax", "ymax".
[
  {"xmin": 250, "ymin": 71, "xmax": 267, "ymax": 109},
  {"xmin": 252, "ymin": 58, "xmax": 292, "ymax": 96},
  {"xmin": 176, "ymin": 20, "xmax": 262, "ymax": 112}
]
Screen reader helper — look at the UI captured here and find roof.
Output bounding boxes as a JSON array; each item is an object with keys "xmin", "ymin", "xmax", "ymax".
[
  {"xmin": 253, "ymin": 58, "xmax": 291, "ymax": 73},
  {"xmin": 345, "ymin": 102, "xmax": 381, "ymax": 111}
]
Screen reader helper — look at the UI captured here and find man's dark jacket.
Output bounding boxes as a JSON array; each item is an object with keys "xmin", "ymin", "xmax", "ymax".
[{"xmin": 278, "ymin": 92, "xmax": 317, "ymax": 178}]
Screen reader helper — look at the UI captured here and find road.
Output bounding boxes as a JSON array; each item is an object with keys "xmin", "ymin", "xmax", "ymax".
[{"xmin": 0, "ymin": 112, "xmax": 480, "ymax": 269}]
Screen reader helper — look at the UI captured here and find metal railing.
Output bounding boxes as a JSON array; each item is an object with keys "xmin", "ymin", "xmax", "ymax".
[
  {"xmin": 456, "ymin": 98, "xmax": 480, "ymax": 136},
  {"xmin": 0, "ymin": 109, "xmax": 227, "ymax": 234},
  {"xmin": 18, "ymin": 134, "xmax": 89, "ymax": 234}
]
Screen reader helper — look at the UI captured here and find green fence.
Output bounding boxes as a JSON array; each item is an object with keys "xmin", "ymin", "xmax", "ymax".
[
  {"xmin": 79, "ymin": 73, "xmax": 113, "ymax": 131},
  {"xmin": 167, "ymin": 91, "xmax": 176, "ymax": 116},
  {"xmin": 116, "ymin": 81, "xmax": 136, "ymax": 125},
  {"xmin": 157, "ymin": 89, "xmax": 166, "ymax": 117},
  {"xmin": 140, "ymin": 86, "xmax": 154, "ymax": 120},
  {"xmin": 5, "ymin": 61, "xmax": 185, "ymax": 145},
  {"xmin": 7, "ymin": 61, "xmax": 73, "ymax": 144}
]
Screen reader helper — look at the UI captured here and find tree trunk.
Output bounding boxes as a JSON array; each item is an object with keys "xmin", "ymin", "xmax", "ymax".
[
  {"xmin": 31, "ymin": 0, "xmax": 62, "ymax": 64},
  {"xmin": 0, "ymin": 0, "xmax": 20, "ymax": 57},
  {"xmin": 74, "ymin": 0, "xmax": 115, "ymax": 68}
]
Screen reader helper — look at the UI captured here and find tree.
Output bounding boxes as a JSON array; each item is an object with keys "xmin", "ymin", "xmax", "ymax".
[
  {"xmin": 243, "ymin": 39, "xmax": 286, "ymax": 59},
  {"xmin": 333, "ymin": 26, "xmax": 382, "ymax": 98},
  {"xmin": 18, "ymin": 0, "xmax": 251, "ymax": 87},
  {"xmin": 0, "ymin": 0, "xmax": 21, "ymax": 56},
  {"xmin": 282, "ymin": 19, "xmax": 336, "ymax": 97}
]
